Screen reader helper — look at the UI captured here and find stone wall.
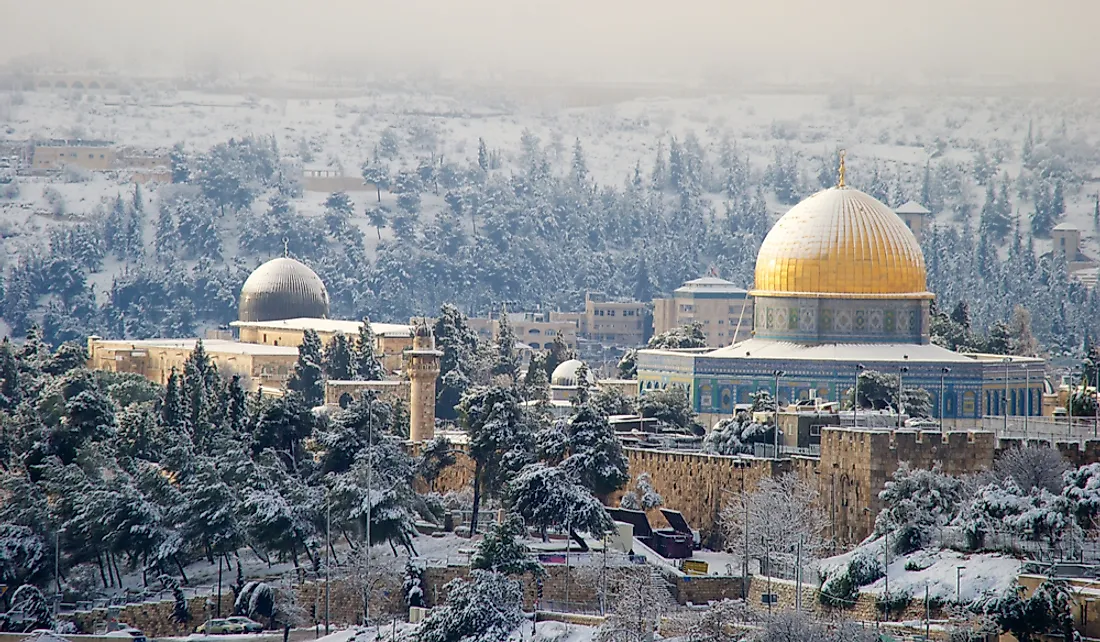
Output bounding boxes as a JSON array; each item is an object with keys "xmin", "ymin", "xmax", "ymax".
[
  {"xmin": 818, "ymin": 428, "xmax": 995, "ymax": 545},
  {"xmin": 67, "ymin": 594, "xmax": 235, "ymax": 638},
  {"xmin": 621, "ymin": 448, "xmax": 789, "ymax": 539},
  {"xmin": 421, "ymin": 563, "xmax": 649, "ymax": 610},
  {"xmin": 744, "ymin": 575, "xmax": 945, "ymax": 623}
]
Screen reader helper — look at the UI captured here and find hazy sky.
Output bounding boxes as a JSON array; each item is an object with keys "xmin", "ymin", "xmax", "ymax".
[{"xmin": 2, "ymin": 0, "xmax": 1098, "ymax": 83}]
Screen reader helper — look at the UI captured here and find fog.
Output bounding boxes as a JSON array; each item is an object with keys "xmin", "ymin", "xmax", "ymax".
[{"xmin": 2, "ymin": 0, "xmax": 1097, "ymax": 84}]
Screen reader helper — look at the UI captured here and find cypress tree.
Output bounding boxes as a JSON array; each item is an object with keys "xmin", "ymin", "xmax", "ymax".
[
  {"xmin": 353, "ymin": 318, "xmax": 384, "ymax": 381},
  {"xmin": 323, "ymin": 333, "xmax": 355, "ymax": 380},
  {"xmin": 288, "ymin": 329, "xmax": 325, "ymax": 406}
]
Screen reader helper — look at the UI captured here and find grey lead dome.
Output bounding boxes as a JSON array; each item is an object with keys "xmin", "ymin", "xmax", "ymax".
[{"xmin": 238, "ymin": 257, "xmax": 330, "ymax": 323}]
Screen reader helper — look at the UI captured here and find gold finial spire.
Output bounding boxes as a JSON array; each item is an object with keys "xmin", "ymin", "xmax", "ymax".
[
  {"xmin": 837, "ymin": 149, "xmax": 847, "ymax": 188},
  {"xmin": 282, "ymin": 237, "xmax": 289, "ymax": 257}
]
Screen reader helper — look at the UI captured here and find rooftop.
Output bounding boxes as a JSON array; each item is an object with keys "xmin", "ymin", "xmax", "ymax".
[
  {"xmin": 645, "ymin": 337, "xmax": 1044, "ymax": 365},
  {"xmin": 1052, "ymin": 222, "xmax": 1078, "ymax": 231},
  {"xmin": 93, "ymin": 338, "xmax": 299, "ymax": 356},
  {"xmin": 231, "ymin": 317, "xmax": 413, "ymax": 337},
  {"xmin": 894, "ymin": 200, "xmax": 931, "ymax": 215},
  {"xmin": 674, "ymin": 276, "xmax": 750, "ymax": 296}
]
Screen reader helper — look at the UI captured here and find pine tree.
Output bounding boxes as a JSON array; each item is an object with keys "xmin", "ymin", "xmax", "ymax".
[
  {"xmin": 544, "ymin": 334, "xmax": 572, "ymax": 381},
  {"xmin": 633, "ymin": 253, "xmax": 653, "ymax": 303},
  {"xmin": 470, "ymin": 513, "xmax": 543, "ymax": 577},
  {"xmin": 570, "ymin": 138, "xmax": 588, "ymax": 186},
  {"xmin": 1022, "ymin": 120, "xmax": 1034, "ymax": 168},
  {"xmin": 651, "ymin": 140, "xmax": 667, "ymax": 191},
  {"xmin": 353, "ymin": 319, "xmax": 384, "ymax": 381},
  {"xmin": 561, "ymin": 404, "xmax": 629, "ymax": 501},
  {"xmin": 225, "ymin": 374, "xmax": 247, "ymax": 436},
  {"xmin": 477, "ymin": 138, "xmax": 489, "ymax": 172},
  {"xmin": 287, "ymin": 329, "xmax": 325, "ymax": 407},
  {"xmin": 434, "ymin": 305, "xmax": 481, "ymax": 421},
  {"xmin": 154, "ymin": 202, "xmax": 176, "ymax": 260},
  {"xmin": 163, "ymin": 367, "xmax": 185, "ymax": 429},
  {"xmin": 492, "ymin": 307, "xmax": 519, "ymax": 383},
  {"xmin": 323, "ymin": 333, "xmax": 355, "ymax": 380}
]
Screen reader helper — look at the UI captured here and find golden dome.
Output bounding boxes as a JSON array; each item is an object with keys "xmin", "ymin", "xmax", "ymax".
[{"xmin": 752, "ymin": 187, "xmax": 930, "ymax": 299}]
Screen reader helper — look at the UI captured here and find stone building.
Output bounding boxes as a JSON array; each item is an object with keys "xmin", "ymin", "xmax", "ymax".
[
  {"xmin": 466, "ymin": 311, "xmax": 578, "ymax": 351},
  {"xmin": 30, "ymin": 139, "xmax": 116, "ymax": 171},
  {"xmin": 637, "ymin": 169, "xmax": 1046, "ymax": 428},
  {"xmin": 653, "ymin": 276, "xmax": 754, "ymax": 348},
  {"xmin": 894, "ymin": 200, "xmax": 930, "ymax": 242},
  {"xmin": 85, "ymin": 337, "xmax": 299, "ymax": 391},
  {"xmin": 86, "ymin": 255, "xmax": 442, "ymax": 441}
]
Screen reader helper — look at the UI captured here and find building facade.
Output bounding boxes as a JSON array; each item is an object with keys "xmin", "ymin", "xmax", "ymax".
[
  {"xmin": 232, "ymin": 317, "xmax": 413, "ymax": 374},
  {"xmin": 551, "ymin": 292, "xmax": 648, "ymax": 346},
  {"xmin": 653, "ymin": 277, "xmax": 754, "ymax": 347},
  {"xmin": 466, "ymin": 312, "xmax": 578, "ymax": 351}
]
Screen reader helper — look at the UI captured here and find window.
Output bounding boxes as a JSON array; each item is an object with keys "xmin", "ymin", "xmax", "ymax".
[
  {"xmin": 718, "ymin": 319, "xmax": 724, "ymax": 325},
  {"xmin": 89, "ymin": 153, "xmax": 95, "ymax": 159},
  {"xmin": 609, "ymin": 310, "xmax": 616, "ymax": 317}
]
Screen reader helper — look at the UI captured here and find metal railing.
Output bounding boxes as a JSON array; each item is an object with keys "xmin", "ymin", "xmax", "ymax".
[{"xmin": 984, "ymin": 415, "xmax": 1100, "ymax": 444}]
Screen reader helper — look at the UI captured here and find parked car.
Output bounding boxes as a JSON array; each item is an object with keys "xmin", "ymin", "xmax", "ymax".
[
  {"xmin": 225, "ymin": 616, "xmax": 264, "ymax": 633},
  {"xmin": 105, "ymin": 623, "xmax": 147, "ymax": 642},
  {"xmin": 194, "ymin": 619, "xmax": 246, "ymax": 635}
]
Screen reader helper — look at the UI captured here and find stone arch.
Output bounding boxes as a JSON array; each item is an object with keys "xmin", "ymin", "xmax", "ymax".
[
  {"xmin": 71, "ymin": 81, "xmax": 85, "ymax": 90},
  {"xmin": 88, "ymin": 81, "xmax": 101, "ymax": 90},
  {"xmin": 54, "ymin": 80, "xmax": 68, "ymax": 89}
]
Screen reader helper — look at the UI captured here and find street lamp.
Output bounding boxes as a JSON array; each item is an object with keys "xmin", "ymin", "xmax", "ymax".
[
  {"xmin": 898, "ymin": 362, "xmax": 910, "ymax": 429},
  {"xmin": 956, "ymin": 565, "xmax": 966, "ymax": 603},
  {"xmin": 773, "ymin": 370, "xmax": 785, "ymax": 456},
  {"xmin": 1002, "ymin": 357, "xmax": 1012, "ymax": 433},
  {"xmin": 940, "ymin": 367, "xmax": 950, "ymax": 429},
  {"xmin": 1023, "ymin": 366, "xmax": 1030, "ymax": 438},
  {"xmin": 854, "ymin": 364, "xmax": 866, "ymax": 427}
]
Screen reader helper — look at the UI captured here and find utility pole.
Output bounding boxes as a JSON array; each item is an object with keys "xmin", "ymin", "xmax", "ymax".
[
  {"xmin": 898, "ymin": 363, "xmax": 909, "ymax": 429},
  {"xmin": 1003, "ymin": 357, "xmax": 1012, "ymax": 433},
  {"xmin": 884, "ymin": 529, "xmax": 890, "ymax": 618},
  {"xmin": 924, "ymin": 583, "xmax": 931, "ymax": 640},
  {"xmin": 940, "ymin": 367, "xmax": 950, "ymax": 429},
  {"xmin": 956, "ymin": 565, "xmax": 965, "ymax": 603},
  {"xmin": 743, "ymin": 499, "xmax": 750, "ymax": 582},
  {"xmin": 854, "ymin": 364, "xmax": 865, "ymax": 427},
  {"xmin": 764, "ymin": 536, "xmax": 772, "ymax": 615},
  {"xmin": 325, "ymin": 497, "xmax": 331, "ymax": 635},
  {"xmin": 216, "ymin": 555, "xmax": 223, "ymax": 618},
  {"xmin": 365, "ymin": 397, "xmax": 374, "ymax": 625},
  {"xmin": 772, "ymin": 370, "xmax": 784, "ymax": 457},
  {"xmin": 795, "ymin": 537, "xmax": 802, "ymax": 612}
]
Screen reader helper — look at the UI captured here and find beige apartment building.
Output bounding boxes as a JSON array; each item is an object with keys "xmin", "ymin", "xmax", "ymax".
[
  {"xmin": 653, "ymin": 277, "xmax": 754, "ymax": 347},
  {"xmin": 466, "ymin": 312, "xmax": 578, "ymax": 351},
  {"xmin": 230, "ymin": 317, "xmax": 413, "ymax": 374},
  {"xmin": 31, "ymin": 139, "xmax": 116, "ymax": 171},
  {"xmin": 86, "ymin": 337, "xmax": 299, "ymax": 392},
  {"xmin": 551, "ymin": 292, "xmax": 648, "ymax": 346}
]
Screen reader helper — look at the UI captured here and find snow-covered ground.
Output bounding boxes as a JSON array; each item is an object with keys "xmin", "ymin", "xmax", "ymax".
[{"xmin": 820, "ymin": 540, "xmax": 1022, "ymax": 604}]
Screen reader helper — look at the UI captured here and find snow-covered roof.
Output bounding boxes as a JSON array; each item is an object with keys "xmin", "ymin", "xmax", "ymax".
[
  {"xmin": 1052, "ymin": 222, "xmax": 1078, "ymax": 231},
  {"xmin": 94, "ymin": 338, "xmax": 299, "ymax": 356},
  {"xmin": 645, "ymin": 337, "xmax": 1044, "ymax": 365},
  {"xmin": 894, "ymin": 200, "xmax": 931, "ymax": 215},
  {"xmin": 230, "ymin": 317, "xmax": 412, "ymax": 337},
  {"xmin": 674, "ymin": 276, "xmax": 749, "ymax": 295}
]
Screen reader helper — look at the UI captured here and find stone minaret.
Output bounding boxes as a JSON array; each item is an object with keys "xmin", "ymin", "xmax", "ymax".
[{"xmin": 405, "ymin": 323, "xmax": 442, "ymax": 442}]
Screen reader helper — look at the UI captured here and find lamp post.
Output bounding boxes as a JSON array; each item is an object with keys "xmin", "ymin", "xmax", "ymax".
[
  {"xmin": 956, "ymin": 565, "xmax": 966, "ymax": 604},
  {"xmin": 898, "ymin": 363, "xmax": 910, "ymax": 429},
  {"xmin": 325, "ymin": 494, "xmax": 331, "ymax": 635},
  {"xmin": 365, "ymin": 395, "xmax": 374, "ymax": 625},
  {"xmin": 773, "ymin": 370, "xmax": 785, "ymax": 457},
  {"xmin": 854, "ymin": 364, "xmax": 866, "ymax": 427},
  {"xmin": 1002, "ymin": 357, "xmax": 1012, "ymax": 433},
  {"xmin": 940, "ymin": 367, "xmax": 951, "ymax": 429},
  {"xmin": 1023, "ymin": 366, "xmax": 1031, "ymax": 439}
]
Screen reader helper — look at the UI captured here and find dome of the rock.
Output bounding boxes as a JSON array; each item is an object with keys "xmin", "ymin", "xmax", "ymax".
[{"xmin": 752, "ymin": 187, "xmax": 929, "ymax": 298}]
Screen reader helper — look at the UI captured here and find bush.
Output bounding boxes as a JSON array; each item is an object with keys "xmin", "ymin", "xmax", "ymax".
[
  {"xmin": 875, "ymin": 590, "xmax": 912, "ymax": 614},
  {"xmin": 43, "ymin": 186, "xmax": 66, "ymax": 216}
]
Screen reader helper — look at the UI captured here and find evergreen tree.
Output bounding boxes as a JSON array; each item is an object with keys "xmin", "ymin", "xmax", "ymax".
[
  {"xmin": 366, "ymin": 206, "xmax": 387, "ymax": 240},
  {"xmin": 323, "ymin": 333, "xmax": 355, "ymax": 380},
  {"xmin": 477, "ymin": 138, "xmax": 489, "ymax": 172},
  {"xmin": 469, "ymin": 513, "xmax": 543, "ymax": 577},
  {"xmin": 492, "ymin": 307, "xmax": 519, "ymax": 383},
  {"xmin": 154, "ymin": 200, "xmax": 176, "ymax": 260},
  {"xmin": 170, "ymin": 142, "xmax": 191, "ymax": 183},
  {"xmin": 353, "ymin": 318, "xmax": 384, "ymax": 381},
  {"xmin": 544, "ymin": 334, "xmax": 572, "ymax": 381},
  {"xmin": 561, "ymin": 404, "xmax": 629, "ymax": 500},
  {"xmin": 287, "ymin": 329, "xmax": 325, "ymax": 407},
  {"xmin": 434, "ymin": 304, "xmax": 482, "ymax": 421},
  {"xmin": 162, "ymin": 367, "xmax": 185, "ymax": 429},
  {"xmin": 360, "ymin": 162, "xmax": 389, "ymax": 203},
  {"xmin": 570, "ymin": 138, "xmax": 588, "ymax": 186}
]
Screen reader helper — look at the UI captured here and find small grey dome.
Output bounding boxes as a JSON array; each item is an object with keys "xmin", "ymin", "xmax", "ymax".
[
  {"xmin": 551, "ymin": 359, "xmax": 596, "ymax": 387},
  {"xmin": 238, "ymin": 257, "xmax": 329, "ymax": 323}
]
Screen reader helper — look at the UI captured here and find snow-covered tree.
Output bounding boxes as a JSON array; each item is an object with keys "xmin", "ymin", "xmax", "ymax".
[
  {"xmin": 403, "ymin": 557, "xmax": 426, "ymax": 608},
  {"xmin": 508, "ymin": 463, "xmax": 613, "ymax": 547},
  {"xmin": 702, "ymin": 412, "xmax": 772, "ymax": 455},
  {"xmin": 3, "ymin": 584, "xmax": 53, "ymax": 632},
  {"xmin": 417, "ymin": 570, "xmax": 524, "ymax": 642},
  {"xmin": 417, "ymin": 435, "xmax": 456, "ymax": 492},
  {"xmin": 719, "ymin": 473, "xmax": 828, "ymax": 567},
  {"xmin": 272, "ymin": 588, "xmax": 306, "ymax": 642},
  {"xmin": 561, "ymin": 405, "xmax": 629, "ymax": 500},
  {"xmin": 491, "ymin": 307, "xmax": 519, "ymax": 383},
  {"xmin": 993, "ymin": 445, "xmax": 1069, "ymax": 494},
  {"xmin": 470, "ymin": 513, "xmax": 543, "ymax": 577},
  {"xmin": 637, "ymin": 386, "xmax": 702, "ymax": 434},
  {"xmin": 435, "ymin": 305, "xmax": 483, "ymax": 421},
  {"xmin": 287, "ymin": 329, "xmax": 324, "ymax": 407},
  {"xmin": 595, "ymin": 566, "xmax": 673, "ymax": 642},
  {"xmin": 322, "ymin": 333, "xmax": 355, "ymax": 381},
  {"xmin": 618, "ymin": 472, "xmax": 663, "ymax": 511},
  {"xmin": 980, "ymin": 579, "xmax": 1076, "ymax": 642},
  {"xmin": 647, "ymin": 322, "xmax": 707, "ymax": 349},
  {"xmin": 876, "ymin": 463, "xmax": 962, "ymax": 554}
]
